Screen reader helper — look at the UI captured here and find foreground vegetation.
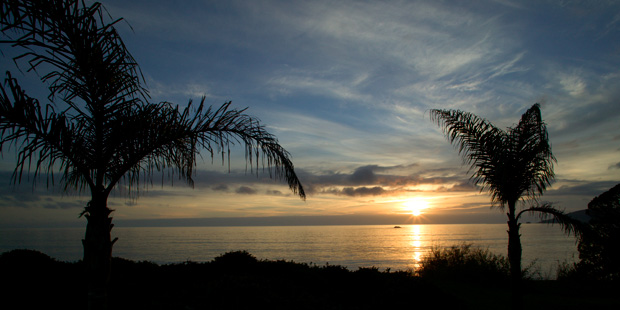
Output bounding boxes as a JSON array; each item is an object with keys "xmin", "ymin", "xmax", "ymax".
[{"xmin": 2, "ymin": 246, "xmax": 618, "ymax": 310}]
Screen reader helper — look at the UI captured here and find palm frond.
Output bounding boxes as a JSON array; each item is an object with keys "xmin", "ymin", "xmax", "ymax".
[
  {"xmin": 0, "ymin": 72, "xmax": 93, "ymax": 190},
  {"xmin": 517, "ymin": 202, "xmax": 584, "ymax": 237},
  {"xmin": 430, "ymin": 104, "xmax": 556, "ymax": 209},
  {"xmin": 0, "ymin": 0, "xmax": 148, "ymax": 110},
  {"xmin": 508, "ymin": 103, "xmax": 556, "ymax": 201},
  {"xmin": 100, "ymin": 99, "xmax": 305, "ymax": 200},
  {"xmin": 429, "ymin": 108, "xmax": 507, "ymax": 205}
]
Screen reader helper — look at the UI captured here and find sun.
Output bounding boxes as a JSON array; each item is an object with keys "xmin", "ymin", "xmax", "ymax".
[{"xmin": 403, "ymin": 198, "xmax": 430, "ymax": 217}]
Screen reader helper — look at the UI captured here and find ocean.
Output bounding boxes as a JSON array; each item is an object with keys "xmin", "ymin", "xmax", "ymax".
[{"xmin": 0, "ymin": 223, "xmax": 578, "ymax": 278}]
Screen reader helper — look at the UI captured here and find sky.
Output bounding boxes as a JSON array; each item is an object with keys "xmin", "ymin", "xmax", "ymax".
[{"xmin": 1, "ymin": 0, "xmax": 619, "ymax": 228}]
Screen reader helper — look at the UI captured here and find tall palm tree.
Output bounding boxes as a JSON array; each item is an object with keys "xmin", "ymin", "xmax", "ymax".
[
  {"xmin": 430, "ymin": 104, "xmax": 580, "ymax": 309},
  {"xmin": 0, "ymin": 1, "xmax": 305, "ymax": 309}
]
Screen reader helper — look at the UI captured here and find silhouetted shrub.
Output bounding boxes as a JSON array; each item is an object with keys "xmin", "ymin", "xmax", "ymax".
[
  {"xmin": 416, "ymin": 243, "xmax": 510, "ymax": 283},
  {"xmin": 0, "ymin": 249, "xmax": 84, "ymax": 309},
  {"xmin": 0, "ymin": 248, "xmax": 56, "ymax": 265},
  {"xmin": 212, "ymin": 250, "xmax": 258, "ymax": 266},
  {"xmin": 556, "ymin": 261, "xmax": 580, "ymax": 281},
  {"xmin": 576, "ymin": 183, "xmax": 620, "ymax": 281}
]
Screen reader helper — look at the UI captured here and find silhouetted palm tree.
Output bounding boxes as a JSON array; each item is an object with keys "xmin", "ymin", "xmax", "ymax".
[
  {"xmin": 0, "ymin": 1, "xmax": 305, "ymax": 309},
  {"xmin": 430, "ymin": 103, "xmax": 580, "ymax": 309}
]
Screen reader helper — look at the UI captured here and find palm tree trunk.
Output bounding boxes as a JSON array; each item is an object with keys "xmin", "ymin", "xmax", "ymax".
[
  {"xmin": 82, "ymin": 191, "xmax": 116, "ymax": 310},
  {"xmin": 507, "ymin": 200, "xmax": 523, "ymax": 310}
]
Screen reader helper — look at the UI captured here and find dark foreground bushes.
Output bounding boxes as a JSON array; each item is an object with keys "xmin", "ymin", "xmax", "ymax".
[
  {"xmin": 416, "ymin": 243, "xmax": 510, "ymax": 283},
  {"xmin": 2, "ymin": 248, "xmax": 619, "ymax": 310},
  {"xmin": 415, "ymin": 244, "xmax": 620, "ymax": 310},
  {"xmin": 0, "ymin": 249, "xmax": 85, "ymax": 308},
  {"xmin": 0, "ymin": 249, "xmax": 457, "ymax": 310}
]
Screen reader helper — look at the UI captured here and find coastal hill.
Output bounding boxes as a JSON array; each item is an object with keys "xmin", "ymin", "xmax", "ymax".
[{"xmin": 540, "ymin": 209, "xmax": 590, "ymax": 224}]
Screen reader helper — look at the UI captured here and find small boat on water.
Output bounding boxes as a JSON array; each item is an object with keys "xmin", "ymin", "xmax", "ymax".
[{"xmin": 393, "ymin": 226, "xmax": 401, "ymax": 228}]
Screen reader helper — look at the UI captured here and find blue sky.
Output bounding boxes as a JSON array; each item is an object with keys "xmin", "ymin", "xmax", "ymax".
[{"xmin": 1, "ymin": 0, "xmax": 619, "ymax": 227}]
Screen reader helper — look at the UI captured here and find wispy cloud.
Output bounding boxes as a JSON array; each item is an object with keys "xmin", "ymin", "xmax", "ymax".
[
  {"xmin": 267, "ymin": 73, "xmax": 371, "ymax": 102},
  {"xmin": 144, "ymin": 75, "xmax": 219, "ymax": 104}
]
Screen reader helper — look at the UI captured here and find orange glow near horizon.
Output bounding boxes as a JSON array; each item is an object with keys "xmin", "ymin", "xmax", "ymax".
[{"xmin": 402, "ymin": 197, "xmax": 430, "ymax": 216}]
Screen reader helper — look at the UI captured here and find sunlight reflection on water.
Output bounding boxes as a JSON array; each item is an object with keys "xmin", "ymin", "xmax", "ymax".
[
  {"xmin": 410, "ymin": 224, "xmax": 424, "ymax": 268},
  {"xmin": 0, "ymin": 223, "xmax": 577, "ymax": 278}
]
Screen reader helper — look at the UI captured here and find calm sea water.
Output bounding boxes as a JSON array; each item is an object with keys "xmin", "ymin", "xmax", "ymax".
[{"xmin": 0, "ymin": 224, "xmax": 578, "ymax": 277}]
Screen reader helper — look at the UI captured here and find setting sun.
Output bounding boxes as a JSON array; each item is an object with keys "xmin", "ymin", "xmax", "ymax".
[{"xmin": 403, "ymin": 198, "xmax": 430, "ymax": 216}]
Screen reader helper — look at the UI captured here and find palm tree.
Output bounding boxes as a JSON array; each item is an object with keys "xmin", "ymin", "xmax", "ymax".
[
  {"xmin": 0, "ymin": 1, "xmax": 305, "ymax": 309},
  {"xmin": 430, "ymin": 104, "xmax": 581, "ymax": 309}
]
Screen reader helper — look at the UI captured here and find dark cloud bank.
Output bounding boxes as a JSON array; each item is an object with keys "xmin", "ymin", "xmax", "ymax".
[{"xmin": 196, "ymin": 164, "xmax": 476, "ymax": 197}]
